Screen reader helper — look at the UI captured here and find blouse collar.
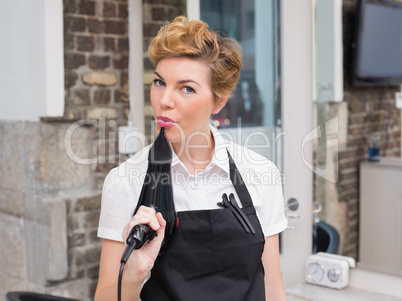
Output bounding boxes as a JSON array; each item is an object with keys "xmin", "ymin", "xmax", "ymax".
[{"xmin": 171, "ymin": 123, "xmax": 230, "ymax": 175}]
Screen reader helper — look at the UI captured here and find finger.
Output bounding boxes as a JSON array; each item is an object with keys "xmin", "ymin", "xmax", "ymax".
[
  {"xmin": 138, "ymin": 205, "xmax": 156, "ymax": 215},
  {"xmin": 154, "ymin": 212, "xmax": 166, "ymax": 239},
  {"xmin": 155, "ymin": 212, "xmax": 166, "ymax": 228},
  {"xmin": 131, "ymin": 214, "xmax": 160, "ymax": 231},
  {"xmin": 122, "ymin": 208, "xmax": 161, "ymax": 241},
  {"xmin": 134, "ymin": 206, "xmax": 160, "ymax": 227}
]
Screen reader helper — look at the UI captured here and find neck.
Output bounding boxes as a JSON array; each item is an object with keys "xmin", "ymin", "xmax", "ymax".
[{"xmin": 171, "ymin": 127, "xmax": 215, "ymax": 175}]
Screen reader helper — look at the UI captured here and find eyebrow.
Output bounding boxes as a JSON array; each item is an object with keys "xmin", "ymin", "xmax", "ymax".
[{"xmin": 154, "ymin": 71, "xmax": 201, "ymax": 87}]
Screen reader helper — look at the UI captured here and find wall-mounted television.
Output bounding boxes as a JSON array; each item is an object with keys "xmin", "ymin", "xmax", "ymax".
[{"xmin": 351, "ymin": 0, "xmax": 402, "ymax": 86}]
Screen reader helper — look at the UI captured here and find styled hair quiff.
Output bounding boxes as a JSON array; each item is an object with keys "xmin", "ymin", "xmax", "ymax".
[{"xmin": 148, "ymin": 16, "xmax": 242, "ymax": 102}]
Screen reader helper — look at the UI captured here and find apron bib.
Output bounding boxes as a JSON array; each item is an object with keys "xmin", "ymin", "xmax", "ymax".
[{"xmin": 140, "ymin": 152, "xmax": 266, "ymax": 301}]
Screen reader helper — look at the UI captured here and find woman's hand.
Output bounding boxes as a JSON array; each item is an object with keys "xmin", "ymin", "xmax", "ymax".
[
  {"xmin": 122, "ymin": 206, "xmax": 166, "ymax": 281},
  {"xmin": 95, "ymin": 206, "xmax": 166, "ymax": 301}
]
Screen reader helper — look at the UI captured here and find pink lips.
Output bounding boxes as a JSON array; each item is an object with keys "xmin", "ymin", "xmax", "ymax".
[{"xmin": 157, "ymin": 116, "xmax": 175, "ymax": 127}]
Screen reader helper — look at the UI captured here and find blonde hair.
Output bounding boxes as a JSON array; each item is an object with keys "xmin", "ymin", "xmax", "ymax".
[{"xmin": 148, "ymin": 16, "xmax": 242, "ymax": 102}]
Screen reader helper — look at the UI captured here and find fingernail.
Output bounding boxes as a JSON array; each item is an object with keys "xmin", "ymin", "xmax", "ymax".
[{"xmin": 150, "ymin": 204, "xmax": 160, "ymax": 213}]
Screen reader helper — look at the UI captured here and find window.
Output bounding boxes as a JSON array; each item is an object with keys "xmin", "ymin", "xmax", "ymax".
[{"xmin": 189, "ymin": 0, "xmax": 282, "ymax": 163}]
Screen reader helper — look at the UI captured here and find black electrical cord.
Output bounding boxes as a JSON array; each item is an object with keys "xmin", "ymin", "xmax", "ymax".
[
  {"xmin": 118, "ymin": 225, "xmax": 157, "ymax": 301},
  {"xmin": 118, "ymin": 261, "xmax": 127, "ymax": 301}
]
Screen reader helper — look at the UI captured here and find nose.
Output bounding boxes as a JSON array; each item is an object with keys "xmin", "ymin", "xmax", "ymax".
[{"xmin": 159, "ymin": 88, "xmax": 175, "ymax": 110}]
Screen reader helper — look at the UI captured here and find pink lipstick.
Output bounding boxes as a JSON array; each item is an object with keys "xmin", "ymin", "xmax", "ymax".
[{"xmin": 157, "ymin": 116, "xmax": 175, "ymax": 127}]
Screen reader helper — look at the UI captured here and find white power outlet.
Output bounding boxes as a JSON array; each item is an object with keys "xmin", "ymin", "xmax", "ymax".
[{"xmin": 396, "ymin": 92, "xmax": 402, "ymax": 109}]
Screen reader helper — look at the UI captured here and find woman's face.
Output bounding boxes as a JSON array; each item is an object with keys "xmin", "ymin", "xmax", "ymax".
[{"xmin": 151, "ymin": 57, "xmax": 225, "ymax": 144}]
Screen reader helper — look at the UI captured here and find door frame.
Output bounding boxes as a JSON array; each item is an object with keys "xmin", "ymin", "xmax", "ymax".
[{"xmin": 280, "ymin": 0, "xmax": 313, "ymax": 288}]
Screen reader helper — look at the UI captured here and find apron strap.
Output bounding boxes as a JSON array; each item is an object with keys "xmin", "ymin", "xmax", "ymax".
[{"xmin": 227, "ymin": 150, "xmax": 254, "ymax": 208}]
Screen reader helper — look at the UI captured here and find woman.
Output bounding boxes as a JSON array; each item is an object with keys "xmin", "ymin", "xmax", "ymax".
[{"xmin": 95, "ymin": 16, "xmax": 287, "ymax": 301}]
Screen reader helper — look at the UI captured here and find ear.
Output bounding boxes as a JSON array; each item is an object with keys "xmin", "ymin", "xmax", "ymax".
[{"xmin": 211, "ymin": 93, "xmax": 230, "ymax": 115}]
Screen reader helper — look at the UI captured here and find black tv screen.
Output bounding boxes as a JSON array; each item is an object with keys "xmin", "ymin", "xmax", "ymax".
[{"xmin": 351, "ymin": 0, "xmax": 402, "ymax": 86}]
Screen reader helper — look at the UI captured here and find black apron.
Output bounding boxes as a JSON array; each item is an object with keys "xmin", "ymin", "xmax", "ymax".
[{"xmin": 140, "ymin": 152, "xmax": 266, "ymax": 301}]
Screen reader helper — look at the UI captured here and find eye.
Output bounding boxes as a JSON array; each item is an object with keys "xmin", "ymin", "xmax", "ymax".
[
  {"xmin": 153, "ymin": 79, "xmax": 165, "ymax": 87},
  {"xmin": 182, "ymin": 86, "xmax": 195, "ymax": 94}
]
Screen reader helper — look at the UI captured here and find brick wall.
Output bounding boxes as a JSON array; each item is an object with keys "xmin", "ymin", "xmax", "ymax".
[
  {"xmin": 62, "ymin": 1, "xmax": 129, "ymax": 299},
  {"xmin": 336, "ymin": 0, "xmax": 401, "ymax": 258},
  {"xmin": 67, "ymin": 194, "xmax": 102, "ymax": 299},
  {"xmin": 63, "ymin": 0, "xmax": 130, "ymax": 190}
]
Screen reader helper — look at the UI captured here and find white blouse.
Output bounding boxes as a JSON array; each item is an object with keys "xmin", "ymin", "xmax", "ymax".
[{"xmin": 98, "ymin": 126, "xmax": 288, "ymax": 242}]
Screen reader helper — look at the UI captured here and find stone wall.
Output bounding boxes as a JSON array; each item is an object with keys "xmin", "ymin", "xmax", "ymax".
[
  {"xmin": 315, "ymin": 0, "xmax": 401, "ymax": 259},
  {"xmin": 66, "ymin": 194, "xmax": 102, "ymax": 299},
  {"xmin": 0, "ymin": 121, "xmax": 100, "ymax": 300}
]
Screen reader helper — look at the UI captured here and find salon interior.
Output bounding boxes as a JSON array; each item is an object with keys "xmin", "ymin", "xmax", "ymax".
[{"xmin": 0, "ymin": 0, "xmax": 401, "ymax": 300}]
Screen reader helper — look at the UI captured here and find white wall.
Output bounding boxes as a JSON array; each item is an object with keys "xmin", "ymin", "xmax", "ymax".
[{"xmin": 0, "ymin": 0, "xmax": 64, "ymax": 121}]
